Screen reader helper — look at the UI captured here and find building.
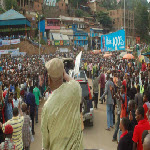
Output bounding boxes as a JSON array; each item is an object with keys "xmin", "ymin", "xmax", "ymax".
[
  {"xmin": 0, "ymin": 0, "xmax": 5, "ymax": 9},
  {"xmin": 60, "ymin": 15, "xmax": 85, "ymax": 29},
  {"xmin": 44, "ymin": 0, "xmax": 56, "ymax": 6},
  {"xmin": 72, "ymin": 24, "xmax": 88, "ymax": 48},
  {"xmin": 58, "ymin": 0, "xmax": 68, "ymax": 11},
  {"xmin": 90, "ymin": 28, "xmax": 104, "ymax": 50},
  {"xmin": 87, "ymin": 0, "xmax": 106, "ymax": 14},
  {"xmin": 109, "ymin": 9, "xmax": 136, "ymax": 46},
  {"xmin": 17, "ymin": 0, "xmax": 43, "ymax": 12},
  {"xmin": 45, "ymin": 18, "xmax": 60, "ymax": 38},
  {"xmin": 0, "ymin": 9, "xmax": 31, "ymax": 37}
]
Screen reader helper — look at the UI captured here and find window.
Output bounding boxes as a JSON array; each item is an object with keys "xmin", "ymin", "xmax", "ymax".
[{"xmin": 62, "ymin": 3, "xmax": 63, "ymax": 6}]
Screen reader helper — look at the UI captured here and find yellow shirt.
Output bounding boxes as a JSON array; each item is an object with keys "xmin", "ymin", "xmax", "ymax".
[
  {"xmin": 41, "ymin": 80, "xmax": 83, "ymax": 150},
  {"xmin": 3, "ymin": 116, "xmax": 24, "ymax": 150}
]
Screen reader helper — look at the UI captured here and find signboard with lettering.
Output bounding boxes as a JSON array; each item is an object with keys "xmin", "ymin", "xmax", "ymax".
[
  {"xmin": 60, "ymin": 40, "xmax": 63, "ymax": 46},
  {"xmin": 101, "ymin": 29, "xmax": 125, "ymax": 52},
  {"xmin": 54, "ymin": 41, "xmax": 60, "ymax": 46}
]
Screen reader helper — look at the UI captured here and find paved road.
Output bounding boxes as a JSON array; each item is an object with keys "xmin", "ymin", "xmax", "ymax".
[{"xmin": 30, "ymin": 100, "xmax": 117, "ymax": 150}]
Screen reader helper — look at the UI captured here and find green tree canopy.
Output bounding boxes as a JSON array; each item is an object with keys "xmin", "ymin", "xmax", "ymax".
[
  {"xmin": 96, "ymin": 11, "xmax": 112, "ymax": 29},
  {"xmin": 5, "ymin": 0, "xmax": 19, "ymax": 10},
  {"xmin": 69, "ymin": 0, "xmax": 88, "ymax": 8},
  {"xmin": 100, "ymin": 0, "xmax": 118, "ymax": 10},
  {"xmin": 75, "ymin": 9, "xmax": 90, "ymax": 17},
  {"xmin": 134, "ymin": 2, "xmax": 149, "ymax": 42}
]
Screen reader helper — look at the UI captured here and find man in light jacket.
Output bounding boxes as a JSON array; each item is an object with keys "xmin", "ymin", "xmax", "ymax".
[{"xmin": 100, "ymin": 74, "xmax": 114, "ymax": 131}]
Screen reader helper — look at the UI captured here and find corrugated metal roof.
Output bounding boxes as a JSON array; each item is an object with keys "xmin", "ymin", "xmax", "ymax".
[
  {"xmin": 60, "ymin": 15, "xmax": 84, "ymax": 22},
  {"xmin": 52, "ymin": 33, "xmax": 69, "ymax": 40},
  {"xmin": 0, "ymin": 9, "xmax": 26, "ymax": 20},
  {"xmin": 52, "ymin": 33, "xmax": 62, "ymax": 40}
]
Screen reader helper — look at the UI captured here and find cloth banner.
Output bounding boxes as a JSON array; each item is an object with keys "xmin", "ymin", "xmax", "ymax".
[
  {"xmin": 60, "ymin": 48, "xmax": 68, "ymax": 53},
  {"xmin": 2, "ymin": 39, "xmax": 20, "ymax": 46},
  {"xmin": 0, "ymin": 39, "xmax": 2, "ymax": 47},
  {"xmin": 74, "ymin": 51, "xmax": 82, "ymax": 75},
  {"xmin": 0, "ymin": 48, "xmax": 19, "ymax": 54},
  {"xmin": 101, "ymin": 29, "xmax": 125, "ymax": 52}
]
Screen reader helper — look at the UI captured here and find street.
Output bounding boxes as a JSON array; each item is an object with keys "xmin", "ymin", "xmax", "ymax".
[{"xmin": 30, "ymin": 101, "xmax": 118, "ymax": 150}]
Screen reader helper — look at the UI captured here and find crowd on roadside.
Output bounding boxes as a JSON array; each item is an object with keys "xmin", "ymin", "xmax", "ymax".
[
  {"xmin": 90, "ymin": 52, "xmax": 150, "ymax": 150},
  {"xmin": 0, "ymin": 49, "xmax": 150, "ymax": 150}
]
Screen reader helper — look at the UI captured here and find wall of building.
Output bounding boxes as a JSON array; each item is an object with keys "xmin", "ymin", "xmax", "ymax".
[
  {"xmin": 34, "ymin": 1, "xmax": 42, "ymax": 11},
  {"xmin": 0, "ymin": 0, "xmax": 5, "ymax": 9},
  {"xmin": 109, "ymin": 9, "xmax": 135, "ymax": 37},
  {"xmin": 43, "ymin": 5, "xmax": 68, "ymax": 18},
  {"xmin": 58, "ymin": 0, "xmax": 68, "ymax": 11},
  {"xmin": 44, "ymin": 0, "xmax": 56, "ymax": 6}
]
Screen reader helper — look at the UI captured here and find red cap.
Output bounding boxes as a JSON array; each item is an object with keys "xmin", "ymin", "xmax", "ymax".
[{"xmin": 5, "ymin": 124, "xmax": 13, "ymax": 135}]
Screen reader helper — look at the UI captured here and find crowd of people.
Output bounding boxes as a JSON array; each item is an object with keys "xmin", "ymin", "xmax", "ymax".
[
  {"xmin": 90, "ymin": 52, "xmax": 150, "ymax": 150},
  {"xmin": 0, "ymin": 49, "xmax": 150, "ymax": 150}
]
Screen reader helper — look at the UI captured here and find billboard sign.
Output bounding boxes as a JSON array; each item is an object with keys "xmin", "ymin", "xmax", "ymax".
[{"xmin": 101, "ymin": 29, "xmax": 125, "ymax": 52}]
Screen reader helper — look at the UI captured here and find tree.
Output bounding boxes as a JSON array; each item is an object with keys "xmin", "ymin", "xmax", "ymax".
[
  {"xmin": 100, "ymin": 0, "xmax": 118, "ymax": 10},
  {"xmin": 0, "ymin": 7, "xmax": 5, "ymax": 14},
  {"xmin": 118, "ymin": 0, "xmax": 148, "ymax": 10},
  {"xmin": 69, "ymin": 0, "xmax": 88, "ymax": 8},
  {"xmin": 5, "ymin": 0, "xmax": 19, "ymax": 10},
  {"xmin": 75, "ymin": 9, "xmax": 90, "ymax": 17},
  {"xmin": 134, "ymin": 2, "xmax": 149, "ymax": 42},
  {"xmin": 96, "ymin": 11, "xmax": 112, "ymax": 29}
]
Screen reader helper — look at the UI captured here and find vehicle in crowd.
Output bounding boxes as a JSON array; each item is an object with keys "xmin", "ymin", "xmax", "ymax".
[
  {"xmin": 75, "ymin": 70, "xmax": 94, "ymax": 126},
  {"xmin": 77, "ymin": 77, "xmax": 94, "ymax": 126},
  {"xmin": 63, "ymin": 57, "xmax": 94, "ymax": 126}
]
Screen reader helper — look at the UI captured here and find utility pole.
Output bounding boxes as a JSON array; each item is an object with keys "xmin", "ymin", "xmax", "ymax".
[
  {"xmin": 124, "ymin": 0, "xmax": 126, "ymax": 49},
  {"xmin": 39, "ymin": 15, "xmax": 40, "ymax": 56}
]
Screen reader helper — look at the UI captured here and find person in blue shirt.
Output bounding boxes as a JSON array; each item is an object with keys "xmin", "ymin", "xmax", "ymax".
[
  {"xmin": 10, "ymin": 81, "xmax": 15, "ymax": 93},
  {"xmin": 26, "ymin": 86, "xmax": 36, "ymax": 135},
  {"xmin": 4, "ymin": 87, "xmax": 14, "ymax": 122}
]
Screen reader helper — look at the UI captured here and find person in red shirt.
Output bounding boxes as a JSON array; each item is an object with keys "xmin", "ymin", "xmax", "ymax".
[
  {"xmin": 122, "ymin": 75, "xmax": 127, "ymax": 93},
  {"xmin": 117, "ymin": 118, "xmax": 133, "ymax": 150},
  {"xmin": 132, "ymin": 106, "xmax": 150, "ymax": 150},
  {"xmin": 142, "ymin": 60, "xmax": 147, "ymax": 72},
  {"xmin": 143, "ymin": 92, "xmax": 150, "ymax": 120}
]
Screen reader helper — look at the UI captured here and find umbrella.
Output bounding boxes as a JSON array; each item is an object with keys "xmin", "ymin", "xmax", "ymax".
[
  {"xmin": 139, "ymin": 55, "xmax": 149, "ymax": 63},
  {"xmin": 104, "ymin": 53, "xmax": 112, "ymax": 58},
  {"xmin": 123, "ymin": 54, "xmax": 134, "ymax": 59},
  {"xmin": 119, "ymin": 52, "xmax": 127, "ymax": 58}
]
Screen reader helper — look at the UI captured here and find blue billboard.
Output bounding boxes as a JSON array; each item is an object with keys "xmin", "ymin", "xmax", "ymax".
[{"xmin": 101, "ymin": 29, "xmax": 125, "ymax": 52}]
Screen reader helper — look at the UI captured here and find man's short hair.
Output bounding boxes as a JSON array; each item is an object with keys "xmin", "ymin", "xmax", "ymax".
[
  {"xmin": 137, "ymin": 106, "xmax": 145, "ymax": 118},
  {"xmin": 21, "ymin": 103, "xmax": 27, "ymax": 112},
  {"xmin": 13, "ymin": 107, "xmax": 19, "ymax": 117},
  {"xmin": 137, "ymin": 85, "xmax": 140, "ymax": 91},
  {"xmin": 129, "ymin": 100, "xmax": 135, "ymax": 109},
  {"xmin": 122, "ymin": 118, "xmax": 130, "ymax": 130}
]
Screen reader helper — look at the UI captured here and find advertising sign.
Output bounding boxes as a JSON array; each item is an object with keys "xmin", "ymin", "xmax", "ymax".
[
  {"xmin": 0, "ymin": 48, "xmax": 19, "ymax": 55},
  {"xmin": 60, "ymin": 40, "xmax": 63, "ymax": 46},
  {"xmin": 0, "ymin": 39, "xmax": 2, "ymax": 47},
  {"xmin": 2, "ymin": 39, "xmax": 20, "ymax": 46},
  {"xmin": 101, "ymin": 29, "xmax": 125, "ymax": 52},
  {"xmin": 64, "ymin": 40, "xmax": 69, "ymax": 46},
  {"xmin": 54, "ymin": 41, "xmax": 60, "ymax": 46}
]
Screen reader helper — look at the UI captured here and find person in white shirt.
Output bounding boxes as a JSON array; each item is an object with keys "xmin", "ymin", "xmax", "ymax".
[{"xmin": 13, "ymin": 92, "xmax": 19, "ymax": 108}]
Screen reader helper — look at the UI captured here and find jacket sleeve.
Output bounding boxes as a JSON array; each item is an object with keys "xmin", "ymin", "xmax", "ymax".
[
  {"xmin": 4, "ymin": 92, "xmax": 9, "ymax": 106},
  {"xmin": 41, "ymin": 105, "xmax": 50, "ymax": 149},
  {"xmin": 101, "ymin": 81, "xmax": 108, "ymax": 100}
]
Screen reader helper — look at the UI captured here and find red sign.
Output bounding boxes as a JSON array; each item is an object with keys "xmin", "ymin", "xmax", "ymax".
[
  {"xmin": 60, "ymin": 40, "xmax": 63, "ymax": 46},
  {"xmin": 136, "ymin": 36, "xmax": 140, "ymax": 44},
  {"xmin": 48, "ymin": 40, "xmax": 50, "ymax": 46}
]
